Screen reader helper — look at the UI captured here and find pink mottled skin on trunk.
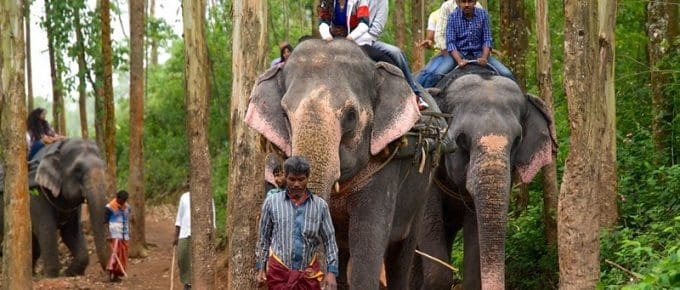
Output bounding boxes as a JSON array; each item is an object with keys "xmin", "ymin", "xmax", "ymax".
[
  {"xmin": 517, "ymin": 141, "xmax": 553, "ymax": 183},
  {"xmin": 370, "ymin": 94, "xmax": 421, "ymax": 155},
  {"xmin": 245, "ymin": 102, "xmax": 292, "ymax": 156},
  {"xmin": 289, "ymin": 89, "xmax": 344, "ymax": 199}
]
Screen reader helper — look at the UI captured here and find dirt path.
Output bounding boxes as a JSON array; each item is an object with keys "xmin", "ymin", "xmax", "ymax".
[{"xmin": 33, "ymin": 205, "xmax": 184, "ymax": 290}]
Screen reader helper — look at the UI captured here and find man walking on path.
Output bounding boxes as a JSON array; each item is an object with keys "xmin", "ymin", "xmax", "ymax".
[
  {"xmin": 256, "ymin": 156, "xmax": 339, "ymax": 290},
  {"xmin": 173, "ymin": 191, "xmax": 216, "ymax": 290},
  {"xmin": 105, "ymin": 190, "xmax": 131, "ymax": 282}
]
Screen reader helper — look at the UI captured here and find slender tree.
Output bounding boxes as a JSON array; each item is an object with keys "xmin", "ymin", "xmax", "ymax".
[
  {"xmin": 44, "ymin": 0, "xmax": 66, "ymax": 134},
  {"xmin": 393, "ymin": 0, "xmax": 406, "ymax": 49},
  {"xmin": 93, "ymin": 0, "xmax": 106, "ymax": 152},
  {"xmin": 183, "ymin": 0, "xmax": 216, "ymax": 287},
  {"xmin": 0, "ymin": 0, "xmax": 33, "ymax": 287},
  {"xmin": 101, "ymin": 0, "xmax": 116, "ymax": 194},
  {"xmin": 74, "ymin": 5, "xmax": 89, "ymax": 139},
  {"xmin": 535, "ymin": 0, "xmax": 558, "ymax": 246},
  {"xmin": 559, "ymin": 0, "xmax": 603, "ymax": 288},
  {"xmin": 597, "ymin": 0, "xmax": 618, "ymax": 227},
  {"xmin": 129, "ymin": 0, "xmax": 147, "ymax": 258},
  {"xmin": 227, "ymin": 0, "xmax": 268, "ymax": 288},
  {"xmin": 24, "ymin": 1, "xmax": 34, "ymax": 112},
  {"xmin": 647, "ymin": 0, "xmax": 675, "ymax": 165},
  {"xmin": 410, "ymin": 0, "xmax": 425, "ymax": 70},
  {"xmin": 149, "ymin": 0, "xmax": 158, "ymax": 66},
  {"xmin": 312, "ymin": 0, "xmax": 320, "ymax": 37}
]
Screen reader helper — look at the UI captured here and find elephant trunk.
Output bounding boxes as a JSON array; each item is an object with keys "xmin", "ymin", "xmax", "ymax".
[
  {"xmin": 85, "ymin": 167, "xmax": 110, "ymax": 271},
  {"xmin": 467, "ymin": 134, "xmax": 512, "ymax": 290},
  {"xmin": 290, "ymin": 101, "xmax": 342, "ymax": 201}
]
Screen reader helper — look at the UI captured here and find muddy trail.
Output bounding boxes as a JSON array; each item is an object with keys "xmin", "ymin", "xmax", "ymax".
[{"xmin": 0, "ymin": 205, "xmax": 230, "ymax": 290}]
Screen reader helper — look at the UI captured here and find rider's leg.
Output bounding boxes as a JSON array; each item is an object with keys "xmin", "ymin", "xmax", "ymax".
[
  {"xmin": 428, "ymin": 53, "xmax": 456, "ymax": 87},
  {"xmin": 372, "ymin": 41, "xmax": 422, "ymax": 96},
  {"xmin": 487, "ymin": 56, "xmax": 516, "ymax": 81},
  {"xmin": 417, "ymin": 54, "xmax": 446, "ymax": 88}
]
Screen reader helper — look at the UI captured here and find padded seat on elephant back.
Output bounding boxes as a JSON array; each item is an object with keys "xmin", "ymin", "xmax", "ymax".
[
  {"xmin": 0, "ymin": 140, "xmax": 66, "ymax": 193},
  {"xmin": 434, "ymin": 64, "xmax": 499, "ymax": 94}
]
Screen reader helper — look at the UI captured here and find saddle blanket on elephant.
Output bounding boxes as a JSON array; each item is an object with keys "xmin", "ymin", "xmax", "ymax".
[
  {"xmin": 107, "ymin": 238, "xmax": 128, "ymax": 277},
  {"xmin": 434, "ymin": 64, "xmax": 499, "ymax": 94},
  {"xmin": 266, "ymin": 253, "xmax": 324, "ymax": 290}
]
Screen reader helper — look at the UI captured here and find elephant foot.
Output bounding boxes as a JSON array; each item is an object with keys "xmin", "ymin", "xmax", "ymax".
[{"xmin": 64, "ymin": 266, "xmax": 86, "ymax": 277}]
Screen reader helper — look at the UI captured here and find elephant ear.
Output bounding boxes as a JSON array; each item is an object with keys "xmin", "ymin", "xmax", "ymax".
[
  {"xmin": 36, "ymin": 148, "xmax": 63, "ymax": 198},
  {"xmin": 371, "ymin": 61, "xmax": 421, "ymax": 155},
  {"xmin": 244, "ymin": 64, "xmax": 291, "ymax": 156},
  {"xmin": 515, "ymin": 94, "xmax": 558, "ymax": 183}
]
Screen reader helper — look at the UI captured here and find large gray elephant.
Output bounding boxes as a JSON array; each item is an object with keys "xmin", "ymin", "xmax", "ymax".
[
  {"xmin": 246, "ymin": 39, "xmax": 435, "ymax": 290},
  {"xmin": 416, "ymin": 66, "xmax": 557, "ymax": 290},
  {"xmin": 0, "ymin": 138, "xmax": 110, "ymax": 277}
]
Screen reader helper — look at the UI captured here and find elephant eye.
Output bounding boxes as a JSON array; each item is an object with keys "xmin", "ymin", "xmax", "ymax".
[{"xmin": 342, "ymin": 108, "xmax": 357, "ymax": 134}]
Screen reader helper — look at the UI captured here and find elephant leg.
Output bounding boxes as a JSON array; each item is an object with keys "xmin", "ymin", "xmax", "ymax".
[
  {"xmin": 32, "ymin": 234, "xmax": 41, "ymax": 274},
  {"xmin": 463, "ymin": 207, "xmax": 481, "ymax": 290},
  {"xmin": 347, "ymin": 195, "xmax": 392, "ymax": 289},
  {"xmin": 418, "ymin": 189, "xmax": 456, "ymax": 290},
  {"xmin": 31, "ymin": 197, "xmax": 61, "ymax": 277},
  {"xmin": 385, "ymin": 233, "xmax": 419, "ymax": 290},
  {"xmin": 61, "ymin": 210, "xmax": 89, "ymax": 276},
  {"xmin": 337, "ymin": 247, "xmax": 350, "ymax": 290}
]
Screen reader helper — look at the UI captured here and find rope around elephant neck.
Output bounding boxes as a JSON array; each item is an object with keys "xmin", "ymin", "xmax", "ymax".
[
  {"xmin": 39, "ymin": 186, "xmax": 80, "ymax": 214},
  {"xmin": 335, "ymin": 138, "xmax": 403, "ymax": 196}
]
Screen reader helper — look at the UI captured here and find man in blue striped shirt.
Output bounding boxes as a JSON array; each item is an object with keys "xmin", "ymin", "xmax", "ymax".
[
  {"xmin": 445, "ymin": 0, "xmax": 514, "ymax": 80},
  {"xmin": 256, "ymin": 156, "xmax": 338, "ymax": 290}
]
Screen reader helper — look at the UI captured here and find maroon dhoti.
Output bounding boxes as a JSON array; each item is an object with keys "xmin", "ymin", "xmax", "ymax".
[
  {"xmin": 266, "ymin": 253, "xmax": 324, "ymax": 290},
  {"xmin": 106, "ymin": 239, "xmax": 128, "ymax": 277}
]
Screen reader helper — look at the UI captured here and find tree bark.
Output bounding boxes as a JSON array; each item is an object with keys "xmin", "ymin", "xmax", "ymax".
[
  {"xmin": 183, "ymin": 0, "xmax": 216, "ymax": 287},
  {"xmin": 597, "ymin": 0, "xmax": 618, "ymax": 228},
  {"xmin": 94, "ymin": 1, "xmax": 106, "ymax": 154},
  {"xmin": 45, "ymin": 0, "xmax": 66, "ymax": 135},
  {"xmin": 24, "ymin": 1, "xmax": 34, "ymax": 112},
  {"xmin": 535, "ymin": 0, "xmax": 558, "ymax": 246},
  {"xmin": 129, "ymin": 0, "xmax": 147, "ymax": 258},
  {"xmin": 227, "ymin": 0, "xmax": 268, "ymax": 288},
  {"xmin": 312, "ymin": 0, "xmax": 320, "ymax": 37},
  {"xmin": 559, "ymin": 0, "xmax": 602, "ymax": 288},
  {"xmin": 0, "ymin": 1, "xmax": 33, "ymax": 287},
  {"xmin": 393, "ymin": 0, "xmax": 406, "ymax": 49},
  {"xmin": 74, "ymin": 6, "xmax": 89, "ymax": 139},
  {"xmin": 410, "ymin": 0, "xmax": 425, "ymax": 71},
  {"xmin": 149, "ymin": 0, "xmax": 158, "ymax": 66},
  {"xmin": 647, "ymin": 0, "xmax": 673, "ymax": 166},
  {"xmin": 101, "ymin": 0, "xmax": 117, "ymax": 195}
]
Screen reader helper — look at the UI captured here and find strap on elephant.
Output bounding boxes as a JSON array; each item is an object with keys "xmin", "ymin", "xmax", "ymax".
[{"xmin": 38, "ymin": 185, "xmax": 81, "ymax": 214}]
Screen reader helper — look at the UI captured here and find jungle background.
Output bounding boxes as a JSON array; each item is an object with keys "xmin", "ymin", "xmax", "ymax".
[{"xmin": 1, "ymin": 0, "xmax": 679, "ymax": 289}]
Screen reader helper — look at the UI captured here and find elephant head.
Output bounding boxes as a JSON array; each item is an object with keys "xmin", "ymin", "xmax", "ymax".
[
  {"xmin": 34, "ymin": 138, "xmax": 110, "ymax": 271},
  {"xmin": 433, "ymin": 70, "xmax": 557, "ymax": 289},
  {"xmin": 245, "ymin": 39, "xmax": 420, "ymax": 199}
]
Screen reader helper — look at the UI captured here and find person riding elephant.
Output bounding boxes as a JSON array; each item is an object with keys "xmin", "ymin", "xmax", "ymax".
[
  {"xmin": 246, "ymin": 39, "xmax": 436, "ymax": 290},
  {"xmin": 414, "ymin": 64, "xmax": 557, "ymax": 289},
  {"xmin": 0, "ymin": 138, "xmax": 110, "ymax": 277}
]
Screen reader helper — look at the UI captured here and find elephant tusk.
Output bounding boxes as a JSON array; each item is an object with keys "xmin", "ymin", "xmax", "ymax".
[{"xmin": 334, "ymin": 181, "xmax": 340, "ymax": 193}]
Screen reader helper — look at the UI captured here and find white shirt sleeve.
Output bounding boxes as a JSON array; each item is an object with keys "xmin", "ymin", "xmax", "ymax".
[{"xmin": 427, "ymin": 11, "xmax": 437, "ymax": 32}]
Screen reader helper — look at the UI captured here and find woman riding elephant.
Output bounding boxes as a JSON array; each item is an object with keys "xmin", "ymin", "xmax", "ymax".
[{"xmin": 246, "ymin": 39, "xmax": 435, "ymax": 290}]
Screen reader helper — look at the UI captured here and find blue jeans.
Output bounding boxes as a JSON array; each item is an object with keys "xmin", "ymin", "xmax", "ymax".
[
  {"xmin": 371, "ymin": 41, "xmax": 422, "ymax": 96},
  {"xmin": 416, "ymin": 52, "xmax": 456, "ymax": 88},
  {"xmin": 28, "ymin": 140, "xmax": 45, "ymax": 160}
]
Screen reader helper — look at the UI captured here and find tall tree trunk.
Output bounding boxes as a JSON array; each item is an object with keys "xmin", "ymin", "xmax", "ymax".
[
  {"xmin": 312, "ymin": 0, "xmax": 320, "ymax": 37},
  {"xmin": 183, "ymin": 0, "xmax": 216, "ymax": 288},
  {"xmin": 647, "ymin": 0, "xmax": 673, "ymax": 166},
  {"xmin": 94, "ymin": 1, "xmax": 106, "ymax": 153},
  {"xmin": 74, "ymin": 7, "xmax": 89, "ymax": 139},
  {"xmin": 101, "ymin": 0, "xmax": 117, "ymax": 194},
  {"xmin": 227, "ymin": 0, "xmax": 268, "ymax": 289},
  {"xmin": 410, "ymin": 0, "xmax": 425, "ymax": 71},
  {"xmin": 24, "ymin": 1, "xmax": 34, "ymax": 112},
  {"xmin": 559, "ymin": 0, "xmax": 602, "ymax": 288},
  {"xmin": 535, "ymin": 0, "xmax": 558, "ymax": 246},
  {"xmin": 501, "ymin": 0, "xmax": 529, "ymax": 216},
  {"xmin": 0, "ymin": 1, "xmax": 33, "ymax": 287},
  {"xmin": 597, "ymin": 0, "xmax": 618, "ymax": 227},
  {"xmin": 129, "ymin": 0, "xmax": 147, "ymax": 258},
  {"xmin": 149, "ymin": 0, "xmax": 158, "ymax": 66},
  {"xmin": 393, "ymin": 0, "xmax": 406, "ymax": 49},
  {"xmin": 45, "ymin": 0, "xmax": 66, "ymax": 135}
]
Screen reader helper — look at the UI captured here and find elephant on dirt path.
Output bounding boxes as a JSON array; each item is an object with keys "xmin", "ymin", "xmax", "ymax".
[
  {"xmin": 415, "ymin": 65, "xmax": 557, "ymax": 290},
  {"xmin": 246, "ymin": 39, "xmax": 437, "ymax": 290},
  {"xmin": 0, "ymin": 138, "xmax": 110, "ymax": 277}
]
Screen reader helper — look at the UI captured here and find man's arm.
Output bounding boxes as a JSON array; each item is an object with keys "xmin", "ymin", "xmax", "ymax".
[
  {"xmin": 446, "ymin": 12, "xmax": 467, "ymax": 66},
  {"xmin": 255, "ymin": 199, "xmax": 273, "ymax": 271}
]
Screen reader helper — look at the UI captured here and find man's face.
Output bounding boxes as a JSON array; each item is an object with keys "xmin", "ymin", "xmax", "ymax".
[
  {"xmin": 274, "ymin": 172, "xmax": 286, "ymax": 187},
  {"xmin": 457, "ymin": 0, "xmax": 476, "ymax": 16},
  {"xmin": 116, "ymin": 197, "xmax": 127, "ymax": 206},
  {"xmin": 285, "ymin": 172, "xmax": 308, "ymax": 197}
]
